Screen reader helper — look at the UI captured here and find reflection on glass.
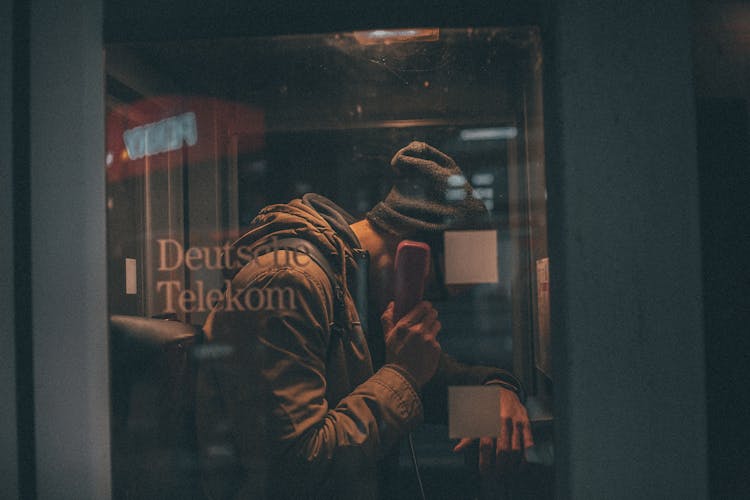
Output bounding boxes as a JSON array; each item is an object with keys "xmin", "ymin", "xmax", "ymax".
[{"xmin": 106, "ymin": 27, "xmax": 551, "ymax": 500}]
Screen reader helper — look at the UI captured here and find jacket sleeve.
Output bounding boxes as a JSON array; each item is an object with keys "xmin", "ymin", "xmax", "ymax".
[
  {"xmin": 420, "ymin": 353, "xmax": 525, "ymax": 425},
  {"xmin": 205, "ymin": 263, "xmax": 423, "ymax": 490}
]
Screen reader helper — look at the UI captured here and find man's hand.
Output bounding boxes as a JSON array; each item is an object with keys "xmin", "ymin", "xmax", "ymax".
[
  {"xmin": 452, "ymin": 387, "xmax": 534, "ymax": 475},
  {"xmin": 381, "ymin": 301, "xmax": 442, "ymax": 388}
]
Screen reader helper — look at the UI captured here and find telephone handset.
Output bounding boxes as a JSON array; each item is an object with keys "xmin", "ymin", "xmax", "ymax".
[
  {"xmin": 392, "ymin": 239, "xmax": 431, "ymax": 500},
  {"xmin": 393, "ymin": 240, "xmax": 431, "ymax": 321}
]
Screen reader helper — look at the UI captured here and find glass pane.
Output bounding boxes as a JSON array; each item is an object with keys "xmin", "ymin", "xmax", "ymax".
[{"xmin": 106, "ymin": 27, "xmax": 551, "ymax": 500}]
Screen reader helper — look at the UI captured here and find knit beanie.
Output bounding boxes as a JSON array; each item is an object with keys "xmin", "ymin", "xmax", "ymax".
[{"xmin": 366, "ymin": 141, "xmax": 488, "ymax": 243}]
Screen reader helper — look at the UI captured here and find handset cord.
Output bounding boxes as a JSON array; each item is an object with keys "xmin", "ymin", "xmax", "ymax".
[{"xmin": 408, "ymin": 432, "xmax": 427, "ymax": 500}]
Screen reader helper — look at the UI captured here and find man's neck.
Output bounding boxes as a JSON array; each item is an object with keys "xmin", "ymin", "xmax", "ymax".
[
  {"xmin": 350, "ymin": 219, "xmax": 397, "ymax": 312},
  {"xmin": 350, "ymin": 219, "xmax": 388, "ymax": 257}
]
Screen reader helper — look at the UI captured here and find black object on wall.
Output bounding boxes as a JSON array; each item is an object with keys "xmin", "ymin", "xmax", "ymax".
[{"xmin": 110, "ymin": 315, "xmax": 203, "ymax": 500}]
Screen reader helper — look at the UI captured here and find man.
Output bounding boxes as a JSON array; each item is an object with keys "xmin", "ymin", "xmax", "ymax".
[{"xmin": 196, "ymin": 142, "xmax": 533, "ymax": 499}]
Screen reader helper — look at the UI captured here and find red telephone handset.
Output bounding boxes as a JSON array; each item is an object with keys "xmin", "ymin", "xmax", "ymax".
[
  {"xmin": 393, "ymin": 240, "xmax": 432, "ymax": 322},
  {"xmin": 393, "ymin": 240, "xmax": 433, "ymax": 500}
]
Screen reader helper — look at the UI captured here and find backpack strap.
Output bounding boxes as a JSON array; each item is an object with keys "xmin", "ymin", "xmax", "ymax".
[
  {"xmin": 270, "ymin": 237, "xmax": 343, "ymax": 306},
  {"xmin": 220, "ymin": 236, "xmax": 348, "ymax": 344},
  {"xmin": 276, "ymin": 240, "xmax": 370, "ymax": 332}
]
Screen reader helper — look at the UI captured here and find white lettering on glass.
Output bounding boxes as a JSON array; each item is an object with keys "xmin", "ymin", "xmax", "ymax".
[{"xmin": 154, "ymin": 237, "xmax": 309, "ymax": 314}]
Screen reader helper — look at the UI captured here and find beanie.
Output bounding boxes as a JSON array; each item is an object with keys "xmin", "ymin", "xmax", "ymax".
[{"xmin": 366, "ymin": 141, "xmax": 488, "ymax": 243}]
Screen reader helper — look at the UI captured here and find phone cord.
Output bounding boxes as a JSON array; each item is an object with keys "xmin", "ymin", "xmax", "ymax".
[{"xmin": 408, "ymin": 432, "xmax": 427, "ymax": 500}]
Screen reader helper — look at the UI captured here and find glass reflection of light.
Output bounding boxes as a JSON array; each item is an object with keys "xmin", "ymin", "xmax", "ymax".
[
  {"xmin": 446, "ymin": 188, "xmax": 466, "ymax": 201},
  {"xmin": 471, "ymin": 173, "xmax": 495, "ymax": 186},
  {"xmin": 459, "ymin": 127, "xmax": 518, "ymax": 141},
  {"xmin": 122, "ymin": 111, "xmax": 198, "ymax": 160},
  {"xmin": 352, "ymin": 28, "xmax": 440, "ymax": 45},
  {"xmin": 447, "ymin": 174, "xmax": 467, "ymax": 187}
]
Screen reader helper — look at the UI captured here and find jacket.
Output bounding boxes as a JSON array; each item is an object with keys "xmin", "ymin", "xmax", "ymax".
[{"xmin": 195, "ymin": 193, "xmax": 522, "ymax": 500}]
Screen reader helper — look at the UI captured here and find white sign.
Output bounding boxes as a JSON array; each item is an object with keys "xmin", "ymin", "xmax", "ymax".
[
  {"xmin": 448, "ymin": 386, "xmax": 502, "ymax": 438},
  {"xmin": 125, "ymin": 258, "xmax": 137, "ymax": 295},
  {"xmin": 443, "ymin": 230, "xmax": 499, "ymax": 285}
]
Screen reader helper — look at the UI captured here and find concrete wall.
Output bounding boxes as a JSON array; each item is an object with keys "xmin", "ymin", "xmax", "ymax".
[
  {"xmin": 29, "ymin": 1, "xmax": 111, "ymax": 498},
  {"xmin": 546, "ymin": 1, "xmax": 707, "ymax": 498}
]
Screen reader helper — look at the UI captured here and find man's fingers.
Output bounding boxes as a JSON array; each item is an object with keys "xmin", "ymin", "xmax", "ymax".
[
  {"xmin": 478, "ymin": 437, "xmax": 493, "ymax": 475},
  {"xmin": 458, "ymin": 389, "xmax": 535, "ymax": 477},
  {"xmin": 424, "ymin": 319, "xmax": 441, "ymax": 340},
  {"xmin": 523, "ymin": 421, "xmax": 535, "ymax": 449},
  {"xmin": 397, "ymin": 300, "xmax": 434, "ymax": 327},
  {"xmin": 452, "ymin": 438, "xmax": 473, "ymax": 453},
  {"xmin": 512, "ymin": 422, "xmax": 523, "ymax": 453},
  {"xmin": 381, "ymin": 302, "xmax": 395, "ymax": 333},
  {"xmin": 386, "ymin": 301, "xmax": 441, "ymax": 342},
  {"xmin": 496, "ymin": 417, "xmax": 513, "ymax": 473},
  {"xmin": 499, "ymin": 417, "xmax": 512, "ymax": 452}
]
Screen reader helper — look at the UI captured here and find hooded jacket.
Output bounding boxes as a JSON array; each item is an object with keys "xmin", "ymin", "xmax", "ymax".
[{"xmin": 196, "ymin": 194, "xmax": 522, "ymax": 500}]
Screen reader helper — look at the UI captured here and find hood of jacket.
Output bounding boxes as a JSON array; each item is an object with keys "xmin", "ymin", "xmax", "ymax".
[
  {"xmin": 233, "ymin": 192, "xmax": 360, "ymax": 265},
  {"xmin": 239, "ymin": 192, "xmax": 358, "ymax": 251},
  {"xmin": 228, "ymin": 193, "xmax": 364, "ymax": 318}
]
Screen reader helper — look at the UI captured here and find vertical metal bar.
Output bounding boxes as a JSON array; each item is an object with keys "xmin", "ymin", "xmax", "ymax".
[{"xmin": 10, "ymin": 0, "xmax": 33, "ymax": 497}]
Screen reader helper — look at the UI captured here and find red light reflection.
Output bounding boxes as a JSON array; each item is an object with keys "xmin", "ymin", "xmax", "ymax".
[{"xmin": 106, "ymin": 95, "xmax": 264, "ymax": 183}]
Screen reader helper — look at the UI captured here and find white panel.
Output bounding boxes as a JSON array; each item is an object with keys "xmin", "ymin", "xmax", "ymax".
[
  {"xmin": 448, "ymin": 386, "xmax": 502, "ymax": 438},
  {"xmin": 125, "ymin": 258, "xmax": 137, "ymax": 294},
  {"xmin": 443, "ymin": 230, "xmax": 499, "ymax": 284}
]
